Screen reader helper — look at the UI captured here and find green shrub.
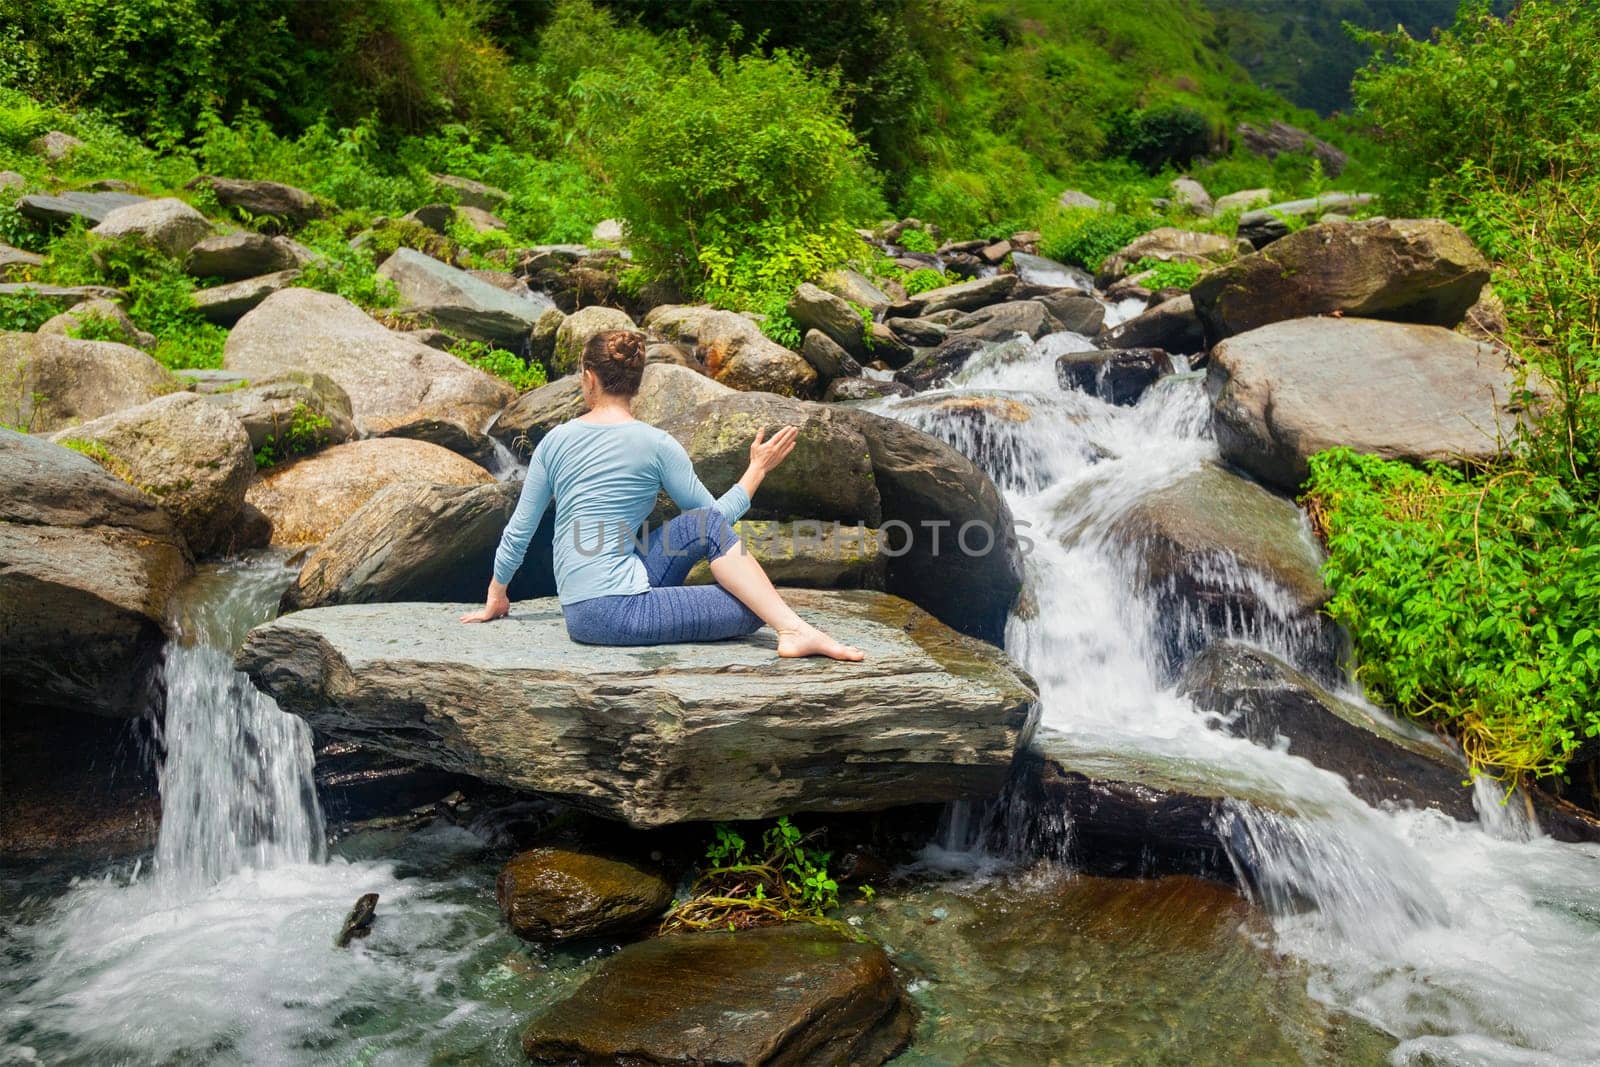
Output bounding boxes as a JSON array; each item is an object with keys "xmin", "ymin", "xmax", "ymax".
[
  {"xmin": 608, "ymin": 49, "xmax": 882, "ymax": 309},
  {"xmin": 64, "ymin": 312, "xmax": 129, "ymax": 343},
  {"xmin": 1131, "ymin": 255, "xmax": 1203, "ymax": 290},
  {"xmin": 253, "ymin": 403, "xmax": 334, "ymax": 469},
  {"xmin": 0, "ymin": 292, "xmax": 59, "ymax": 332},
  {"xmin": 902, "ymin": 267, "xmax": 947, "ymax": 295},
  {"xmin": 1108, "ymin": 104, "xmax": 1211, "ymax": 174},
  {"xmin": 449, "ymin": 339, "xmax": 546, "ymax": 392},
  {"xmin": 897, "ymin": 228, "xmax": 937, "ymax": 253},
  {"xmin": 1038, "ymin": 207, "xmax": 1152, "ymax": 271}
]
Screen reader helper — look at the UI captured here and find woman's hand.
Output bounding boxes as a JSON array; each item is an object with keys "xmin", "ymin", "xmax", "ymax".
[
  {"xmin": 460, "ymin": 581, "xmax": 512, "ymax": 624},
  {"xmin": 748, "ymin": 425, "xmax": 798, "ymax": 474}
]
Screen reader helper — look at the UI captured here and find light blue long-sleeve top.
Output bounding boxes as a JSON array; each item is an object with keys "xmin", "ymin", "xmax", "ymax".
[{"xmin": 492, "ymin": 419, "xmax": 750, "ymax": 604}]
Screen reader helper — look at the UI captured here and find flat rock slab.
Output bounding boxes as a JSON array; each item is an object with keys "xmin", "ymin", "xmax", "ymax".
[
  {"xmin": 521, "ymin": 925, "xmax": 913, "ymax": 1065},
  {"xmin": 238, "ymin": 590, "xmax": 1039, "ymax": 827},
  {"xmin": 16, "ymin": 191, "xmax": 146, "ymax": 227}
]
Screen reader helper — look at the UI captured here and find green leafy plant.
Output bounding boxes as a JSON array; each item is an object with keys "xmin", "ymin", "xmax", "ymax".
[
  {"xmin": 897, "ymin": 227, "xmax": 937, "ymax": 253},
  {"xmin": 1038, "ymin": 207, "xmax": 1152, "ymax": 271},
  {"xmin": 0, "ymin": 292, "xmax": 59, "ymax": 332},
  {"xmin": 1131, "ymin": 255, "xmax": 1204, "ymax": 290},
  {"xmin": 449, "ymin": 339, "xmax": 546, "ymax": 392},
  {"xmin": 64, "ymin": 311, "xmax": 130, "ymax": 343},
  {"xmin": 901, "ymin": 267, "xmax": 947, "ymax": 296},
  {"xmin": 253, "ymin": 403, "xmax": 333, "ymax": 469},
  {"xmin": 661, "ymin": 817, "xmax": 859, "ymax": 934},
  {"xmin": 58, "ymin": 436, "xmax": 135, "ymax": 483},
  {"xmin": 1108, "ymin": 103, "xmax": 1211, "ymax": 174}
]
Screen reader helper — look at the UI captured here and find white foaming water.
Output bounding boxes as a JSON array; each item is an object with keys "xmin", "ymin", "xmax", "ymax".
[{"xmin": 873, "ymin": 330, "xmax": 1600, "ymax": 1063}]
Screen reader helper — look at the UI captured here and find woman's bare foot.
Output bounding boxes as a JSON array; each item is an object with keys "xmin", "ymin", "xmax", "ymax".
[{"xmin": 777, "ymin": 623, "xmax": 865, "ymax": 661}]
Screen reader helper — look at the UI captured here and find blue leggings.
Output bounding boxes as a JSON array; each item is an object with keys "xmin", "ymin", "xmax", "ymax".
[{"xmin": 561, "ymin": 509, "xmax": 763, "ymax": 646}]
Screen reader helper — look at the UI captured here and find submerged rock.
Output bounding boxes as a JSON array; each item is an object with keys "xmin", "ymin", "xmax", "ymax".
[
  {"xmin": 1179, "ymin": 642, "xmax": 1474, "ymax": 820},
  {"xmin": 496, "ymin": 848, "xmax": 672, "ymax": 943},
  {"xmin": 236, "ymin": 590, "xmax": 1039, "ymax": 826},
  {"xmin": 335, "ymin": 893, "xmax": 379, "ymax": 948},
  {"xmin": 1206, "ymin": 317, "xmax": 1526, "ymax": 490},
  {"xmin": 1056, "ymin": 347, "xmax": 1173, "ymax": 406},
  {"xmin": 0, "ymin": 430, "xmax": 190, "ymax": 716},
  {"xmin": 521, "ymin": 925, "xmax": 913, "ymax": 1065},
  {"xmin": 1191, "ymin": 218, "xmax": 1490, "ymax": 343}
]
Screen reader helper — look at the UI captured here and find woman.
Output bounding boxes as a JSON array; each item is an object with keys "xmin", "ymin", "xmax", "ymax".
[{"xmin": 461, "ymin": 330, "xmax": 864, "ymax": 661}]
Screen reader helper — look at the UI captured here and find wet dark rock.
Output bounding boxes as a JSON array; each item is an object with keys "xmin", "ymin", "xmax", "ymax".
[
  {"xmin": 884, "ymin": 316, "xmax": 946, "ymax": 347},
  {"xmin": 1056, "ymin": 347, "xmax": 1173, "ymax": 405},
  {"xmin": 1037, "ymin": 290, "xmax": 1105, "ymax": 336},
  {"xmin": 237, "ymin": 590, "xmax": 1039, "ymax": 826},
  {"xmin": 0, "ymin": 430, "xmax": 190, "ymax": 716},
  {"xmin": 335, "ymin": 893, "xmax": 379, "ymax": 948},
  {"xmin": 886, "ymin": 273, "xmax": 1017, "ymax": 318},
  {"xmin": 822, "ymin": 377, "xmax": 914, "ymax": 403},
  {"xmin": 521, "ymin": 925, "xmax": 914, "ymax": 1065},
  {"xmin": 1099, "ymin": 294, "xmax": 1205, "ymax": 354},
  {"xmin": 946, "ymin": 300, "xmax": 1054, "ymax": 344},
  {"xmin": 893, "ymin": 334, "xmax": 988, "ymax": 392},
  {"xmin": 496, "ymin": 848, "xmax": 672, "ymax": 942},
  {"xmin": 799, "ymin": 328, "xmax": 861, "ymax": 383},
  {"xmin": 313, "ymin": 736, "xmax": 478, "ymax": 825},
  {"xmin": 1179, "ymin": 642, "xmax": 1475, "ymax": 820}
]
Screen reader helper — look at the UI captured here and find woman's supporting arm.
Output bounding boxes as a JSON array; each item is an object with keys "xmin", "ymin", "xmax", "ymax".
[{"xmin": 461, "ymin": 453, "xmax": 551, "ymax": 624}]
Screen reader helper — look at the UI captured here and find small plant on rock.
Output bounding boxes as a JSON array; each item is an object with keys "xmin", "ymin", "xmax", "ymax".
[
  {"xmin": 253, "ymin": 403, "xmax": 333, "ymax": 469},
  {"xmin": 449, "ymin": 339, "xmax": 546, "ymax": 392},
  {"xmin": 1131, "ymin": 256, "xmax": 1204, "ymax": 290}
]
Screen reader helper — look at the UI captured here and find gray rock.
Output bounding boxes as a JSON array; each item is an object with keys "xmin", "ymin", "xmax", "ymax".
[
  {"xmin": 789, "ymin": 282, "xmax": 870, "ymax": 361},
  {"xmin": 644, "ymin": 304, "xmax": 817, "ymax": 397},
  {"xmin": 192, "ymin": 269, "xmax": 301, "ymax": 325},
  {"xmin": 457, "ymin": 205, "xmax": 507, "ymax": 233},
  {"xmin": 1236, "ymin": 120, "xmax": 1347, "ymax": 177},
  {"xmin": 887, "ymin": 273, "xmax": 1018, "ymax": 318},
  {"xmin": 685, "ymin": 518, "xmax": 885, "ymax": 591},
  {"xmin": 1170, "ymin": 177, "xmax": 1213, "ymax": 216},
  {"xmin": 0, "ymin": 332, "xmax": 176, "ymax": 433},
  {"xmin": 0, "ymin": 171, "xmax": 23, "ymax": 193},
  {"xmin": 947, "ymin": 300, "xmax": 1054, "ymax": 344},
  {"xmin": 590, "ymin": 218, "xmax": 624, "ymax": 243},
  {"xmin": 1236, "ymin": 192, "xmax": 1375, "ymax": 247},
  {"xmin": 431, "ymin": 174, "xmax": 510, "ymax": 212},
  {"xmin": 90, "ymin": 197, "xmax": 212, "ymax": 258},
  {"xmin": 188, "ymin": 176, "xmax": 323, "ymax": 229},
  {"xmin": 201, "ymin": 371, "xmax": 356, "ymax": 456},
  {"xmin": 0, "ymin": 430, "xmax": 190, "ymax": 716},
  {"xmin": 865, "ymin": 320, "xmax": 916, "ymax": 369},
  {"xmin": 520, "ymin": 926, "xmax": 914, "ymax": 1064},
  {"xmin": 497, "ymin": 848, "xmax": 671, "ymax": 943},
  {"xmin": 1056, "ymin": 347, "xmax": 1173, "ymax": 406},
  {"xmin": 527, "ymin": 305, "xmax": 564, "ymax": 364},
  {"xmin": 799, "ymin": 328, "xmax": 862, "ymax": 382},
  {"xmin": 1214, "ymin": 187, "xmax": 1273, "ymax": 214},
  {"xmin": 48, "ymin": 392, "xmax": 254, "ymax": 556},
  {"xmin": 224, "ymin": 288, "xmax": 514, "ymax": 446},
  {"xmin": 1180, "ymin": 642, "xmax": 1473, "ymax": 820},
  {"xmin": 658, "ymin": 393, "xmax": 882, "ymax": 525},
  {"xmin": 0, "ymin": 242, "xmax": 45, "ymax": 280},
  {"xmin": 819, "ymin": 268, "xmax": 891, "ymax": 312},
  {"xmin": 236, "ymin": 590, "xmax": 1039, "ymax": 825},
  {"xmin": 30, "ymin": 131, "xmax": 83, "ymax": 161},
  {"xmin": 1010, "ymin": 252, "xmax": 1093, "ymax": 291},
  {"xmin": 37, "ymin": 298, "xmax": 156, "ymax": 350},
  {"xmin": 823, "ymin": 377, "xmax": 914, "ymax": 403},
  {"xmin": 0, "ymin": 282, "xmax": 124, "ymax": 308},
  {"xmin": 550, "ymin": 304, "xmax": 635, "ymax": 374},
  {"xmin": 488, "ymin": 375, "xmax": 585, "ymax": 456},
  {"xmin": 16, "ymin": 191, "xmax": 146, "ymax": 227},
  {"xmin": 1192, "ymin": 218, "xmax": 1490, "ymax": 344},
  {"xmin": 400, "ymin": 203, "xmax": 454, "ymax": 234},
  {"xmin": 884, "ymin": 316, "xmax": 947, "ymax": 347},
  {"xmin": 1096, "ymin": 228, "xmax": 1240, "ymax": 288},
  {"xmin": 184, "ymin": 232, "xmax": 306, "ymax": 280},
  {"xmin": 1207, "ymin": 316, "xmax": 1526, "ymax": 490},
  {"xmin": 1057, "ymin": 189, "xmax": 1109, "ymax": 212},
  {"xmin": 1100, "ymin": 294, "xmax": 1205, "ymax": 353},
  {"xmin": 377, "ymin": 247, "xmax": 553, "ymax": 343},
  {"xmin": 1038, "ymin": 290, "xmax": 1105, "ymax": 335}
]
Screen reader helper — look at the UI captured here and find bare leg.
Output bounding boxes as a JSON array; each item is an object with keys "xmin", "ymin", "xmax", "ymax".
[{"xmin": 708, "ymin": 548, "xmax": 864, "ymax": 661}]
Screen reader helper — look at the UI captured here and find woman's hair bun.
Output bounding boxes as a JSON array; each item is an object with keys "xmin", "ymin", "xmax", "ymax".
[{"xmin": 582, "ymin": 329, "xmax": 647, "ymax": 396}]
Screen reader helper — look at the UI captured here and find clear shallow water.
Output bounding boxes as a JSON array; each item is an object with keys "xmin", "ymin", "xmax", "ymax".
[{"xmin": 872, "ymin": 332, "xmax": 1600, "ymax": 1064}]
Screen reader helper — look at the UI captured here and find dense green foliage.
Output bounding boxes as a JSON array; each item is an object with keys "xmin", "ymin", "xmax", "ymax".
[
  {"xmin": 449, "ymin": 339, "xmax": 547, "ymax": 392},
  {"xmin": 1038, "ymin": 209, "xmax": 1153, "ymax": 271},
  {"xmin": 1131, "ymin": 256, "xmax": 1205, "ymax": 290},
  {"xmin": 1309, "ymin": 1, "xmax": 1600, "ymax": 786}
]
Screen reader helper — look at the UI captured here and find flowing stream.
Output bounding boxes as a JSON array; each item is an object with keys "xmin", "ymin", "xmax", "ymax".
[{"xmin": 3, "ymin": 308, "xmax": 1598, "ymax": 1064}]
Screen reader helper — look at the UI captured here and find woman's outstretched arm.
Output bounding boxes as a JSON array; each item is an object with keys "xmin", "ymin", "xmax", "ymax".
[
  {"xmin": 462, "ymin": 452, "xmax": 551, "ymax": 624},
  {"xmin": 658, "ymin": 426, "xmax": 797, "ymax": 520}
]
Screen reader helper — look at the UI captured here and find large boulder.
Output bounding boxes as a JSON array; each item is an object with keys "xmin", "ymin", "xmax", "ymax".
[
  {"xmin": 886, "ymin": 273, "xmax": 1017, "ymax": 318},
  {"xmin": 1206, "ymin": 317, "xmax": 1525, "ymax": 490},
  {"xmin": 1099, "ymin": 294, "xmax": 1205, "ymax": 354},
  {"xmin": 1170, "ymin": 177, "xmax": 1213, "ymax": 216},
  {"xmin": 432, "ymin": 173, "xmax": 509, "ymax": 212},
  {"xmin": 16, "ymin": 191, "xmax": 145, "ymax": 228},
  {"xmin": 644, "ymin": 305, "xmax": 816, "ymax": 396},
  {"xmin": 37, "ymin": 298, "xmax": 156, "ymax": 350},
  {"xmin": 191, "ymin": 269, "xmax": 301, "ymax": 325},
  {"xmin": 1236, "ymin": 120, "xmax": 1348, "ymax": 176},
  {"xmin": 685, "ymin": 518, "xmax": 885, "ymax": 591},
  {"xmin": 0, "ymin": 332, "xmax": 176, "ymax": 433},
  {"xmin": 237, "ymin": 590, "xmax": 1039, "ymax": 825},
  {"xmin": 1179, "ymin": 642, "xmax": 1474, "ymax": 820},
  {"xmin": 520, "ymin": 926, "xmax": 913, "ymax": 1065},
  {"xmin": 788, "ymin": 282, "xmax": 870, "ymax": 361},
  {"xmin": 1056, "ymin": 348, "xmax": 1174, "ymax": 406},
  {"xmin": 1038, "ymin": 290, "xmax": 1105, "ymax": 335},
  {"xmin": 224, "ymin": 288, "xmax": 514, "ymax": 450},
  {"xmin": 1190, "ymin": 218, "xmax": 1491, "ymax": 343},
  {"xmin": 47, "ymin": 393, "xmax": 254, "ymax": 556},
  {"xmin": 658, "ymin": 393, "xmax": 882, "ymax": 525},
  {"xmin": 245, "ymin": 437, "xmax": 493, "ymax": 546},
  {"xmin": 799, "ymin": 329, "xmax": 862, "ymax": 382},
  {"xmin": 183, "ymin": 232, "xmax": 307, "ymax": 280},
  {"xmin": 89, "ymin": 197, "xmax": 212, "ymax": 259},
  {"xmin": 187, "ymin": 176, "xmax": 322, "ymax": 229},
  {"xmin": 0, "ymin": 430, "xmax": 190, "ymax": 716},
  {"xmin": 200, "ymin": 371, "xmax": 356, "ymax": 457},
  {"xmin": 0, "ymin": 242, "xmax": 44, "ymax": 280},
  {"xmin": 1097, "ymin": 228, "xmax": 1241, "ymax": 288},
  {"xmin": 819, "ymin": 268, "xmax": 891, "ymax": 312},
  {"xmin": 490, "ymin": 364, "xmax": 730, "ymax": 456},
  {"xmin": 551, "ymin": 304, "xmax": 636, "ymax": 374},
  {"xmin": 835, "ymin": 407, "xmax": 1025, "ymax": 644},
  {"xmin": 496, "ymin": 848, "xmax": 672, "ymax": 943},
  {"xmin": 1235, "ymin": 192, "xmax": 1375, "ymax": 247},
  {"xmin": 281, "ymin": 480, "xmax": 550, "ymax": 611},
  {"xmin": 376, "ymin": 247, "xmax": 553, "ymax": 343}
]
